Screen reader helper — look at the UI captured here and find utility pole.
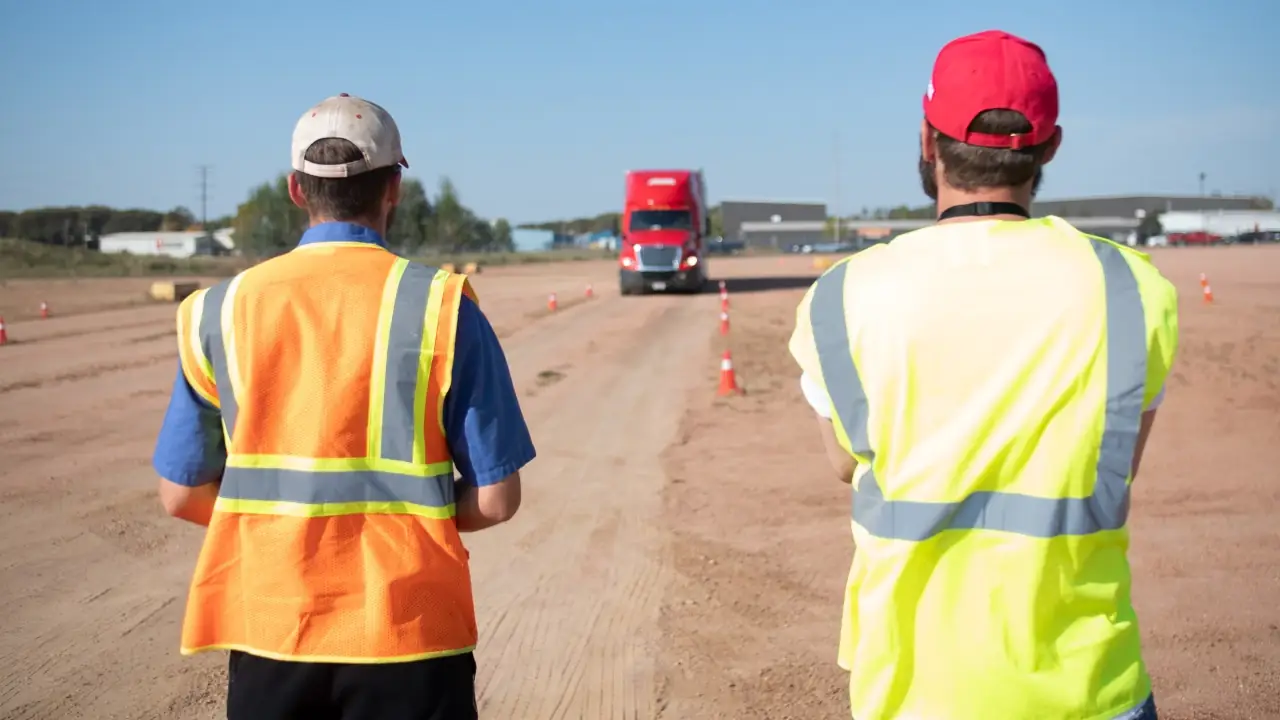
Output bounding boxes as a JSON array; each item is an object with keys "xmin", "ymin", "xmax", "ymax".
[
  {"xmin": 198, "ymin": 165, "xmax": 211, "ymax": 229},
  {"xmin": 833, "ymin": 129, "xmax": 841, "ymax": 244},
  {"xmin": 1198, "ymin": 171, "xmax": 1206, "ymax": 197}
]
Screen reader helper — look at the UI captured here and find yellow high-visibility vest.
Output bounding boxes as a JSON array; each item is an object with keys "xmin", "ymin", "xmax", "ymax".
[{"xmin": 789, "ymin": 217, "xmax": 1179, "ymax": 720}]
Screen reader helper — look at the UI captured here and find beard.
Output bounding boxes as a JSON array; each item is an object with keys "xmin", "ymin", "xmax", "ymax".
[{"xmin": 918, "ymin": 154, "xmax": 1045, "ymax": 203}]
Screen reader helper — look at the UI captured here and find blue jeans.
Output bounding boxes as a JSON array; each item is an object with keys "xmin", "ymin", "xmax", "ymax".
[{"xmin": 1114, "ymin": 694, "xmax": 1158, "ymax": 720}]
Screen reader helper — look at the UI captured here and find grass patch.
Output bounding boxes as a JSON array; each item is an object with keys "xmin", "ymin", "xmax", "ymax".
[
  {"xmin": 2, "ymin": 238, "xmax": 614, "ymax": 279},
  {"xmin": 0, "ymin": 238, "xmax": 248, "ymax": 279}
]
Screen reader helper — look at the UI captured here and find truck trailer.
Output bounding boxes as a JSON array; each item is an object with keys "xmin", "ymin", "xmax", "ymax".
[{"xmin": 618, "ymin": 169, "xmax": 710, "ymax": 295}]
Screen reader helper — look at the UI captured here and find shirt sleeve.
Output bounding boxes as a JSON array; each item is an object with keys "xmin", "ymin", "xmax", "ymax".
[
  {"xmin": 443, "ymin": 295, "xmax": 537, "ymax": 487},
  {"xmin": 152, "ymin": 364, "xmax": 227, "ymax": 487},
  {"xmin": 800, "ymin": 371, "xmax": 834, "ymax": 419}
]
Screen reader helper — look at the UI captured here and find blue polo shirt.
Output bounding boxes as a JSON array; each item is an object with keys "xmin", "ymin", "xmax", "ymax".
[{"xmin": 152, "ymin": 222, "xmax": 536, "ymax": 488}]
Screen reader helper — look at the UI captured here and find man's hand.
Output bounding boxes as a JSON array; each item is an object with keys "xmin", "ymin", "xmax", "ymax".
[
  {"xmin": 816, "ymin": 416, "xmax": 856, "ymax": 484},
  {"xmin": 455, "ymin": 472, "xmax": 522, "ymax": 532},
  {"xmin": 158, "ymin": 477, "xmax": 220, "ymax": 526}
]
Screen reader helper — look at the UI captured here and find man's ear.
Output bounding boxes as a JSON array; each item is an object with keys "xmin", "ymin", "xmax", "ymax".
[
  {"xmin": 287, "ymin": 172, "xmax": 308, "ymax": 210},
  {"xmin": 920, "ymin": 118, "xmax": 937, "ymax": 162},
  {"xmin": 1041, "ymin": 126, "xmax": 1063, "ymax": 166},
  {"xmin": 385, "ymin": 172, "xmax": 403, "ymax": 211}
]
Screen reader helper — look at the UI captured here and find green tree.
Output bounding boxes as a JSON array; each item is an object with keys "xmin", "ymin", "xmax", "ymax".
[
  {"xmin": 707, "ymin": 205, "xmax": 723, "ymax": 237},
  {"xmin": 162, "ymin": 206, "xmax": 197, "ymax": 230},
  {"xmin": 389, "ymin": 178, "xmax": 432, "ymax": 254},
  {"xmin": 431, "ymin": 178, "xmax": 471, "ymax": 251},
  {"xmin": 468, "ymin": 215, "xmax": 494, "ymax": 251},
  {"xmin": 491, "ymin": 218, "xmax": 514, "ymax": 252},
  {"xmin": 232, "ymin": 174, "xmax": 306, "ymax": 258}
]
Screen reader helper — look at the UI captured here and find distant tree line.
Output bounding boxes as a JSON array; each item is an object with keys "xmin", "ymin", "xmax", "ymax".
[
  {"xmin": 230, "ymin": 174, "xmax": 513, "ymax": 258},
  {"xmin": 3, "ymin": 174, "xmax": 514, "ymax": 258},
  {"xmin": 0, "ymin": 206, "xmax": 228, "ymax": 246}
]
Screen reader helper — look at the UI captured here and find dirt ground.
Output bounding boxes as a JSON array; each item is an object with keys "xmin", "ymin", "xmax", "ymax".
[{"xmin": 0, "ymin": 248, "xmax": 1276, "ymax": 719}]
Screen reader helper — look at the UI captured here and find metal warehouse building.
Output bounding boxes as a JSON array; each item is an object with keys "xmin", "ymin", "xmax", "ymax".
[
  {"xmin": 1031, "ymin": 194, "xmax": 1270, "ymax": 218},
  {"xmin": 725, "ymin": 194, "xmax": 1274, "ymax": 248},
  {"xmin": 720, "ymin": 200, "xmax": 828, "ymax": 248}
]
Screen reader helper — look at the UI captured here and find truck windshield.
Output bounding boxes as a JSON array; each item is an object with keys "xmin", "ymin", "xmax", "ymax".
[{"xmin": 629, "ymin": 210, "xmax": 692, "ymax": 232}]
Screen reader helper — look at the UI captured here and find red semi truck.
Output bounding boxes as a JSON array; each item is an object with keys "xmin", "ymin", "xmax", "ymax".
[{"xmin": 618, "ymin": 169, "xmax": 710, "ymax": 295}]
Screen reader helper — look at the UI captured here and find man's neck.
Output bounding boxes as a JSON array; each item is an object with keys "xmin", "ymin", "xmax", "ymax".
[
  {"xmin": 934, "ymin": 186, "xmax": 1033, "ymax": 225},
  {"xmin": 310, "ymin": 215, "xmax": 385, "ymax": 236}
]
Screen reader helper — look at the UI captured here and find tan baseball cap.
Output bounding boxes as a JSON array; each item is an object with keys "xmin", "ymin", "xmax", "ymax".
[{"xmin": 291, "ymin": 93, "xmax": 409, "ymax": 178}]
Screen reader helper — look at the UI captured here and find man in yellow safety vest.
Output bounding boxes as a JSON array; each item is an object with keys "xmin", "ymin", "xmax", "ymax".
[{"xmin": 789, "ymin": 30, "xmax": 1177, "ymax": 720}]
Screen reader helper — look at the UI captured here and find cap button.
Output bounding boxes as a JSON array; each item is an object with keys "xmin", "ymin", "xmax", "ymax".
[{"xmin": 339, "ymin": 93, "xmax": 350, "ymax": 97}]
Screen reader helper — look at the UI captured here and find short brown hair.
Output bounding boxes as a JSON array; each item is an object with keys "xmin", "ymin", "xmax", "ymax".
[
  {"xmin": 933, "ymin": 110, "xmax": 1053, "ymax": 192},
  {"xmin": 295, "ymin": 138, "xmax": 399, "ymax": 220}
]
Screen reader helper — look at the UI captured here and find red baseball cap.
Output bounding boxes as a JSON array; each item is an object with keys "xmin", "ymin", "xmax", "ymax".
[{"xmin": 923, "ymin": 30, "xmax": 1059, "ymax": 150}]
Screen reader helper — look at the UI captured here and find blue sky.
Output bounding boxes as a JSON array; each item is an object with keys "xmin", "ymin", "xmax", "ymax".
[{"xmin": 1, "ymin": 0, "xmax": 1276, "ymax": 225}]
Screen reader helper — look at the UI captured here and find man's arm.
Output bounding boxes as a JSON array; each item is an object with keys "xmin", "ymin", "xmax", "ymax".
[
  {"xmin": 801, "ymin": 372, "xmax": 856, "ymax": 483},
  {"xmin": 153, "ymin": 365, "xmax": 227, "ymax": 526},
  {"xmin": 1130, "ymin": 384, "xmax": 1165, "ymax": 482},
  {"xmin": 443, "ymin": 295, "xmax": 536, "ymax": 532}
]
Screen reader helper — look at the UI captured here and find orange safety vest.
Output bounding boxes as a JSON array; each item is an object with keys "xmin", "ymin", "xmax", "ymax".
[{"xmin": 173, "ymin": 241, "xmax": 479, "ymax": 663}]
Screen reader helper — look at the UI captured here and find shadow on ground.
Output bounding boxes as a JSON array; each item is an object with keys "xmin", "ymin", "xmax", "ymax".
[{"xmin": 709, "ymin": 276, "xmax": 819, "ymax": 295}]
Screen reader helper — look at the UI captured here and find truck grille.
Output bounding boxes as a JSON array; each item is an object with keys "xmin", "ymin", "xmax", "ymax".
[{"xmin": 635, "ymin": 245, "xmax": 680, "ymax": 270}]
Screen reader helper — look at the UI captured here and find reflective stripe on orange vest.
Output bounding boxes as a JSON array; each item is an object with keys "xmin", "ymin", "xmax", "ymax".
[{"xmin": 176, "ymin": 249, "xmax": 478, "ymax": 663}]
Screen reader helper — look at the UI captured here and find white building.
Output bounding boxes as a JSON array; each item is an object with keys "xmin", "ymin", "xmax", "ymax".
[
  {"xmin": 99, "ymin": 228, "xmax": 234, "ymax": 258},
  {"xmin": 1157, "ymin": 210, "xmax": 1280, "ymax": 236}
]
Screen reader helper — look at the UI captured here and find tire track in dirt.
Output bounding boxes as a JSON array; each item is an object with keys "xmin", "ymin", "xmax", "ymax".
[
  {"xmin": 464, "ymin": 291, "xmax": 715, "ymax": 719},
  {"xmin": 0, "ymin": 351, "xmax": 173, "ymax": 394},
  {"xmin": 3, "ymin": 315, "xmax": 171, "ymax": 346}
]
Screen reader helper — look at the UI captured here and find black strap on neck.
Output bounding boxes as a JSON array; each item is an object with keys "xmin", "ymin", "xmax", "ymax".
[{"xmin": 937, "ymin": 201, "xmax": 1030, "ymax": 221}]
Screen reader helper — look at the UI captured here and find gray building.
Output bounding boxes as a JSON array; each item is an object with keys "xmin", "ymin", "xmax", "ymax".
[
  {"xmin": 1030, "ymin": 194, "xmax": 1271, "ymax": 218},
  {"xmin": 720, "ymin": 194, "xmax": 1275, "ymax": 250},
  {"xmin": 720, "ymin": 200, "xmax": 827, "ymax": 248}
]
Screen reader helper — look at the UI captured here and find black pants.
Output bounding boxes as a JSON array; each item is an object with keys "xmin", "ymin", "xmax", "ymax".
[{"xmin": 226, "ymin": 650, "xmax": 478, "ymax": 720}]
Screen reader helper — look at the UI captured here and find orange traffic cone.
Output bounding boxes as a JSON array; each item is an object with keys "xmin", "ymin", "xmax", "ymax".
[
  {"xmin": 1199, "ymin": 272, "xmax": 1208, "ymax": 288},
  {"xmin": 720, "ymin": 296, "xmax": 730, "ymax": 312},
  {"xmin": 40, "ymin": 301, "xmax": 50, "ymax": 319},
  {"xmin": 717, "ymin": 350, "xmax": 740, "ymax": 396},
  {"xmin": 719, "ymin": 310, "xmax": 730, "ymax": 335},
  {"xmin": 1202, "ymin": 282, "xmax": 1214, "ymax": 304},
  {"xmin": 585, "ymin": 284, "xmax": 594, "ymax": 299},
  {"xmin": 718, "ymin": 280, "xmax": 728, "ymax": 300},
  {"xmin": 548, "ymin": 293, "xmax": 558, "ymax": 312},
  {"xmin": 0, "ymin": 317, "xmax": 8, "ymax": 346}
]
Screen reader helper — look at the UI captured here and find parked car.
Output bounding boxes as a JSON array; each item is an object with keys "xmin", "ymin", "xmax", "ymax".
[
  {"xmin": 706, "ymin": 237, "xmax": 745, "ymax": 255},
  {"xmin": 1167, "ymin": 231, "xmax": 1223, "ymax": 246},
  {"xmin": 1230, "ymin": 230, "xmax": 1280, "ymax": 244}
]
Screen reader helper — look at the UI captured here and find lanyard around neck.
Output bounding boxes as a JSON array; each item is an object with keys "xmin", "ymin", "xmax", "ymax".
[{"xmin": 937, "ymin": 202, "xmax": 1030, "ymax": 221}]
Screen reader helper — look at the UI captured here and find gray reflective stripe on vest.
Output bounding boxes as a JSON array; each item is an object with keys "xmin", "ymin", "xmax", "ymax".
[
  {"xmin": 220, "ymin": 467, "xmax": 455, "ymax": 507},
  {"xmin": 379, "ymin": 263, "xmax": 437, "ymax": 464},
  {"xmin": 199, "ymin": 279, "xmax": 237, "ymax": 438},
  {"xmin": 810, "ymin": 238, "xmax": 1148, "ymax": 540}
]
